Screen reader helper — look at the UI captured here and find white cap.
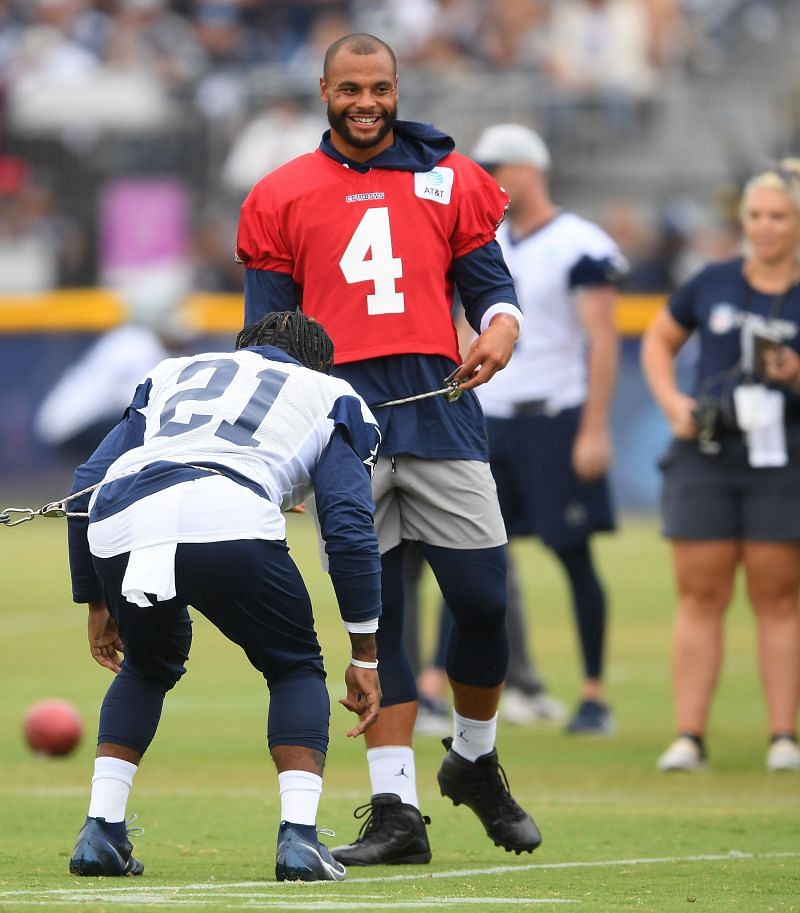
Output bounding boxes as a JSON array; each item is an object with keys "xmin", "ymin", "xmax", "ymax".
[{"xmin": 471, "ymin": 123, "xmax": 550, "ymax": 172}]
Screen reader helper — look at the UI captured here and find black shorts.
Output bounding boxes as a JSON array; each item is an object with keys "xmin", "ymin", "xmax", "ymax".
[
  {"xmin": 659, "ymin": 430, "xmax": 800, "ymax": 541},
  {"xmin": 487, "ymin": 406, "xmax": 615, "ymax": 551}
]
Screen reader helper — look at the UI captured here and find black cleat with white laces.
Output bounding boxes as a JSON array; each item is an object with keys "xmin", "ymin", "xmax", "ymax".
[
  {"xmin": 274, "ymin": 821, "xmax": 346, "ymax": 882},
  {"xmin": 330, "ymin": 793, "xmax": 431, "ymax": 866},
  {"xmin": 437, "ymin": 737, "xmax": 542, "ymax": 854}
]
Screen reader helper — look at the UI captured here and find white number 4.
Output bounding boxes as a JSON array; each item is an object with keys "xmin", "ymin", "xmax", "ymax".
[{"xmin": 339, "ymin": 207, "xmax": 405, "ymax": 315}]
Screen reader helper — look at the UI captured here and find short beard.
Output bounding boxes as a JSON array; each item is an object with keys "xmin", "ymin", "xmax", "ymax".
[{"xmin": 327, "ymin": 104, "xmax": 398, "ymax": 150}]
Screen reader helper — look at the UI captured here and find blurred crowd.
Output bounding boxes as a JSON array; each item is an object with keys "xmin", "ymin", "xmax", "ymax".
[
  {"xmin": 0, "ymin": 0, "xmax": 787, "ymax": 295},
  {"xmin": 0, "ymin": 0, "xmax": 687, "ymax": 100}
]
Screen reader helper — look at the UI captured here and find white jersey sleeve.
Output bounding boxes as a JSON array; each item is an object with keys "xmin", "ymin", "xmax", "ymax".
[{"xmin": 477, "ymin": 212, "xmax": 625, "ymax": 416}]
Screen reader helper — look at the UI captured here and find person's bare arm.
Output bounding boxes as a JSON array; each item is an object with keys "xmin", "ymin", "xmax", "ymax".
[
  {"xmin": 573, "ymin": 287, "xmax": 620, "ymax": 481},
  {"xmin": 453, "ymin": 313, "xmax": 520, "ymax": 390},
  {"xmin": 87, "ymin": 599, "xmax": 123, "ymax": 674},
  {"xmin": 641, "ymin": 308, "xmax": 696, "ymax": 439}
]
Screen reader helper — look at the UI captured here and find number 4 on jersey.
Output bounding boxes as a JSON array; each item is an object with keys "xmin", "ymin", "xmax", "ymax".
[{"xmin": 339, "ymin": 207, "xmax": 405, "ymax": 315}]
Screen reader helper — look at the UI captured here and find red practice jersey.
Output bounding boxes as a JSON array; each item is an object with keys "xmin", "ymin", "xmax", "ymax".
[{"xmin": 236, "ymin": 149, "xmax": 509, "ymax": 365}]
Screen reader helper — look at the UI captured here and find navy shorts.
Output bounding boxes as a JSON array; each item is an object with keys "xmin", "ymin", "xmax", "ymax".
[
  {"xmin": 659, "ymin": 431, "xmax": 800, "ymax": 541},
  {"xmin": 487, "ymin": 406, "xmax": 615, "ymax": 551},
  {"xmin": 95, "ymin": 539, "xmax": 325, "ymax": 690}
]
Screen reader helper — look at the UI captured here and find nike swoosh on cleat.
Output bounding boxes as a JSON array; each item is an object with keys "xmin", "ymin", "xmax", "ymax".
[{"xmin": 292, "ymin": 841, "xmax": 346, "ymax": 880}]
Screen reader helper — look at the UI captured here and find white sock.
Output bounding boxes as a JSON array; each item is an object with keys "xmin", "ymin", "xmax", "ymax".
[
  {"xmin": 278, "ymin": 770, "xmax": 323, "ymax": 826},
  {"xmin": 452, "ymin": 711, "xmax": 497, "ymax": 763},
  {"xmin": 367, "ymin": 746, "xmax": 419, "ymax": 809},
  {"xmin": 87, "ymin": 757, "xmax": 138, "ymax": 823}
]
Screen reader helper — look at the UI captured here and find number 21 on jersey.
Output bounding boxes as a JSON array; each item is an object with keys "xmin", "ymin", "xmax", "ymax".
[{"xmin": 338, "ymin": 207, "xmax": 405, "ymax": 315}]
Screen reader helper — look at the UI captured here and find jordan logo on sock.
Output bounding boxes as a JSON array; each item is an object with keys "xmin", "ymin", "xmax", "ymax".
[
  {"xmin": 457, "ymin": 730, "xmax": 468, "ymax": 741},
  {"xmin": 395, "ymin": 764, "xmax": 409, "ymax": 778}
]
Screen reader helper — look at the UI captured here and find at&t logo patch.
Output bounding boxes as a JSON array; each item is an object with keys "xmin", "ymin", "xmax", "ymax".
[{"xmin": 414, "ymin": 167, "xmax": 454, "ymax": 205}]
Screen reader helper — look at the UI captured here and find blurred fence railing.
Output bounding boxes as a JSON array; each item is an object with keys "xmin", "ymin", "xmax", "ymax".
[{"xmin": 0, "ymin": 290, "xmax": 665, "ymax": 337}]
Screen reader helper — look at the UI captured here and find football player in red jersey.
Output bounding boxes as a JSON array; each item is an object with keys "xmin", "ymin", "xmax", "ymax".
[{"xmin": 236, "ymin": 33, "xmax": 542, "ymax": 865}]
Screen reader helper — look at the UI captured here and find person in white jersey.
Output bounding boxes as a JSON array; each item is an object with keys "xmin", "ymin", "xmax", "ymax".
[
  {"xmin": 470, "ymin": 123, "xmax": 626, "ymax": 734},
  {"xmin": 65, "ymin": 312, "xmax": 382, "ymax": 882}
]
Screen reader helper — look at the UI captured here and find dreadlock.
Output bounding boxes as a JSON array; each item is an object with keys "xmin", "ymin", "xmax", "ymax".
[{"xmin": 235, "ymin": 311, "xmax": 335, "ymax": 374}]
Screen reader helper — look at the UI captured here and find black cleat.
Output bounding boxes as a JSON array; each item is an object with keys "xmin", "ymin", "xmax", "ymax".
[
  {"xmin": 69, "ymin": 816, "xmax": 144, "ymax": 876},
  {"xmin": 437, "ymin": 737, "xmax": 542, "ymax": 854},
  {"xmin": 275, "ymin": 821, "xmax": 346, "ymax": 882},
  {"xmin": 330, "ymin": 793, "xmax": 431, "ymax": 866}
]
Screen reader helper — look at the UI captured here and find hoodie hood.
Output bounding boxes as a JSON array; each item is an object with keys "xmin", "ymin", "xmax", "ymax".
[{"xmin": 320, "ymin": 120, "xmax": 455, "ymax": 173}]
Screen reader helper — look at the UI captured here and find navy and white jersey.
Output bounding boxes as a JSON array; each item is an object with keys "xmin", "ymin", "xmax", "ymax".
[
  {"xmin": 477, "ymin": 212, "xmax": 626, "ymax": 418},
  {"xmin": 668, "ymin": 257, "xmax": 800, "ymax": 405},
  {"xmin": 68, "ymin": 345, "xmax": 382, "ymax": 626}
]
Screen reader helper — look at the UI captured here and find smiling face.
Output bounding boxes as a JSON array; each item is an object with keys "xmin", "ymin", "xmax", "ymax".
[
  {"xmin": 320, "ymin": 45, "xmax": 398, "ymax": 162},
  {"xmin": 741, "ymin": 184, "xmax": 800, "ymax": 266}
]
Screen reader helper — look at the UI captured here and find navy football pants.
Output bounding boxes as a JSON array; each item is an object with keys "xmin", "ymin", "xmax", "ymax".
[
  {"xmin": 93, "ymin": 539, "xmax": 329, "ymax": 756},
  {"xmin": 377, "ymin": 542, "xmax": 509, "ymax": 705}
]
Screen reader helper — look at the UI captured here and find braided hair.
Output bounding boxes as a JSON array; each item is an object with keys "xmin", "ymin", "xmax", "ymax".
[{"xmin": 235, "ymin": 311, "xmax": 335, "ymax": 374}]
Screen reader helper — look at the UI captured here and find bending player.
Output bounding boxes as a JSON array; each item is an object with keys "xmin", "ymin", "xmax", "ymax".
[{"xmin": 66, "ymin": 312, "xmax": 382, "ymax": 882}]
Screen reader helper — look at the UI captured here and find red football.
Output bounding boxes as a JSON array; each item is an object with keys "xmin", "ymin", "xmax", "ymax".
[{"xmin": 23, "ymin": 699, "xmax": 83, "ymax": 757}]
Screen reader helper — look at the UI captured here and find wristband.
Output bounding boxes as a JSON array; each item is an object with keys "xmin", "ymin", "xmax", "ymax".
[{"xmin": 350, "ymin": 657, "xmax": 378, "ymax": 669}]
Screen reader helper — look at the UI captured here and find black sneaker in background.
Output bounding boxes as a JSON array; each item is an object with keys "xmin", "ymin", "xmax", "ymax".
[
  {"xmin": 330, "ymin": 793, "xmax": 432, "ymax": 866},
  {"xmin": 68, "ymin": 816, "xmax": 144, "ymax": 876},
  {"xmin": 565, "ymin": 699, "xmax": 615, "ymax": 735},
  {"xmin": 437, "ymin": 737, "xmax": 542, "ymax": 854}
]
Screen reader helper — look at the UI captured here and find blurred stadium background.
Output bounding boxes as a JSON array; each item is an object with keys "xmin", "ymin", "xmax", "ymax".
[
  {"xmin": 3, "ymin": 6, "xmax": 800, "ymax": 906},
  {"xmin": 2, "ymin": 0, "xmax": 800, "ymax": 505}
]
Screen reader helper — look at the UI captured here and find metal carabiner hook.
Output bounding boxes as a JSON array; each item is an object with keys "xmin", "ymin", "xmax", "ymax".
[{"xmin": 0, "ymin": 508, "xmax": 36, "ymax": 527}]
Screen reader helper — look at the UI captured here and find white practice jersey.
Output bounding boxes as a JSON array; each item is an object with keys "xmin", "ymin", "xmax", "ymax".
[
  {"xmin": 477, "ymin": 212, "xmax": 625, "ymax": 418},
  {"xmin": 88, "ymin": 348, "xmax": 379, "ymax": 559}
]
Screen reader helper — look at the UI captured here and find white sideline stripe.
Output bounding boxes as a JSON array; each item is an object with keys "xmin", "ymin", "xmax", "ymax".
[
  {"xmin": 346, "ymin": 850, "xmax": 800, "ymax": 883},
  {"xmin": 1, "ymin": 849, "xmax": 797, "ymax": 905}
]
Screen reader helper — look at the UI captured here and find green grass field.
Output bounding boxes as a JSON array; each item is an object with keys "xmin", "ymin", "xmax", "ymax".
[{"xmin": 1, "ymin": 509, "xmax": 798, "ymax": 912}]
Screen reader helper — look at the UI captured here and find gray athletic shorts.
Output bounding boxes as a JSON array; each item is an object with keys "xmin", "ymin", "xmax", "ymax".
[
  {"xmin": 372, "ymin": 455, "xmax": 507, "ymax": 554},
  {"xmin": 659, "ymin": 433, "xmax": 800, "ymax": 541}
]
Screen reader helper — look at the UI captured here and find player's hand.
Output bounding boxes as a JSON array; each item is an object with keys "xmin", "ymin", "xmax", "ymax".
[
  {"xmin": 87, "ymin": 600, "xmax": 123, "ymax": 674},
  {"xmin": 572, "ymin": 426, "xmax": 612, "ymax": 481},
  {"xmin": 762, "ymin": 345, "xmax": 800, "ymax": 387},
  {"xmin": 287, "ymin": 502, "xmax": 306, "ymax": 514},
  {"xmin": 664, "ymin": 392, "xmax": 699, "ymax": 440},
  {"xmin": 454, "ymin": 313, "xmax": 519, "ymax": 390},
  {"xmin": 340, "ymin": 664, "xmax": 381, "ymax": 737}
]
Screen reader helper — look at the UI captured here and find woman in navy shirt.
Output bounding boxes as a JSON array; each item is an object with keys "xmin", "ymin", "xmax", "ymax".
[{"xmin": 642, "ymin": 160, "xmax": 800, "ymax": 773}]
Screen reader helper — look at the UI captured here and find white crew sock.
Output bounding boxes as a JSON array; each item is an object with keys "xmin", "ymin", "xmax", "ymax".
[
  {"xmin": 452, "ymin": 711, "xmax": 498, "ymax": 763},
  {"xmin": 87, "ymin": 757, "xmax": 138, "ymax": 823},
  {"xmin": 278, "ymin": 770, "xmax": 323, "ymax": 826},
  {"xmin": 367, "ymin": 746, "xmax": 419, "ymax": 809}
]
